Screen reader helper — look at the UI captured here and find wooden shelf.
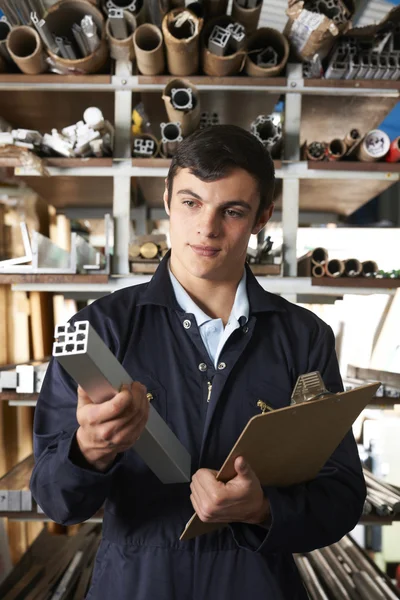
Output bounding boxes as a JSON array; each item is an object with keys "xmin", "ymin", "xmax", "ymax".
[
  {"xmin": 138, "ymin": 75, "xmax": 287, "ymax": 87},
  {"xmin": 304, "ymin": 79, "xmax": 400, "ymax": 91},
  {"xmin": 0, "ymin": 392, "xmax": 38, "ymax": 402},
  {"xmin": 0, "ymin": 74, "xmax": 111, "ymax": 85},
  {"xmin": 307, "ymin": 161, "xmax": 400, "ymax": 173},
  {"xmin": 0, "ymin": 274, "xmax": 109, "ymax": 284},
  {"xmin": 0, "ymin": 157, "xmax": 113, "ymax": 169},
  {"xmin": 311, "ymin": 277, "xmax": 400, "ymax": 288}
]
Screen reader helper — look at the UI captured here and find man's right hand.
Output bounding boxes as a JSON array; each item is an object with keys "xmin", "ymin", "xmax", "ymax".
[{"xmin": 76, "ymin": 382, "xmax": 149, "ymax": 472}]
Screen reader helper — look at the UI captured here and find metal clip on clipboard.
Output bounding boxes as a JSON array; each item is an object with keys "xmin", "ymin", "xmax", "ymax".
[{"xmin": 290, "ymin": 371, "xmax": 335, "ymax": 405}]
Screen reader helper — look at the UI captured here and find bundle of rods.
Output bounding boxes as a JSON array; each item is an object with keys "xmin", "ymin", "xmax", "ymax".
[
  {"xmin": 363, "ymin": 468, "xmax": 400, "ymax": 519},
  {"xmin": 295, "ymin": 534, "xmax": 400, "ymax": 600}
]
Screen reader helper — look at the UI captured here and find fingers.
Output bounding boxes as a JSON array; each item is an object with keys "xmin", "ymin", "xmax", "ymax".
[{"xmin": 78, "ymin": 381, "xmax": 148, "ymax": 426}]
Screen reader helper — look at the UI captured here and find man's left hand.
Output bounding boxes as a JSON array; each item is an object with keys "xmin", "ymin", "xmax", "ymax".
[{"xmin": 190, "ymin": 456, "xmax": 270, "ymax": 525}]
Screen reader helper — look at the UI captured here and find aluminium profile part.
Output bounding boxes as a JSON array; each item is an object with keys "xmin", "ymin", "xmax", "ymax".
[
  {"xmin": 208, "ymin": 25, "xmax": 231, "ymax": 57},
  {"xmin": 231, "ymin": 0, "xmax": 262, "ymax": 36},
  {"xmin": 71, "ymin": 233, "xmax": 106, "ymax": 272},
  {"xmin": 256, "ymin": 46, "xmax": 278, "ymax": 68},
  {"xmin": 105, "ymin": 0, "xmax": 137, "ymax": 12},
  {"xmin": 162, "ymin": 8, "xmax": 203, "ymax": 76},
  {"xmin": 344, "ymin": 258, "xmax": 361, "ymax": 277},
  {"xmin": 354, "ymin": 52, "xmax": 370, "ymax": 79},
  {"xmin": 107, "ymin": 7, "xmax": 129, "ymax": 39},
  {"xmin": 133, "ymin": 23, "xmax": 165, "ymax": 75},
  {"xmin": 162, "ymin": 78, "xmax": 200, "ymax": 136},
  {"xmin": 72, "ymin": 23, "xmax": 90, "ymax": 58},
  {"xmin": 31, "ymin": 231, "xmax": 72, "ymax": 273},
  {"xmin": 311, "ymin": 247, "xmax": 328, "ymax": 266},
  {"xmin": 305, "ymin": 141, "xmax": 327, "ymax": 161},
  {"xmin": 344, "ymin": 54, "xmax": 360, "ymax": 79},
  {"xmin": 357, "ymin": 129, "xmax": 391, "ymax": 162},
  {"xmin": 324, "ymin": 59, "xmax": 347, "ymax": 79},
  {"xmin": 325, "ymin": 258, "xmax": 344, "ymax": 278},
  {"xmin": 30, "ymin": 12, "xmax": 59, "ymax": 55},
  {"xmin": 226, "ymin": 22, "xmax": 246, "ymax": 51},
  {"xmin": 132, "ymin": 134, "xmax": 159, "ymax": 157},
  {"xmin": 53, "ymin": 320, "xmax": 191, "ymax": 484},
  {"xmin": 12, "ymin": 128, "xmax": 43, "ymax": 146},
  {"xmin": 106, "ymin": 9, "xmax": 137, "ymax": 61},
  {"xmin": 15, "ymin": 0, "xmax": 32, "ymax": 25},
  {"xmin": 202, "ymin": 15, "xmax": 246, "ymax": 76},
  {"xmin": 385, "ymin": 136, "xmax": 400, "ymax": 163},
  {"xmin": 81, "ymin": 15, "xmax": 101, "ymax": 54},
  {"xmin": 6, "ymin": 25, "xmax": 47, "ymax": 74},
  {"xmin": 364, "ymin": 54, "xmax": 379, "ymax": 80},
  {"xmin": 344, "ymin": 128, "xmax": 360, "ymax": 148},
  {"xmin": 374, "ymin": 54, "xmax": 390, "ymax": 80},
  {"xmin": 362, "ymin": 260, "xmax": 378, "ymax": 278},
  {"xmin": 382, "ymin": 53, "xmax": 398, "ymax": 80},
  {"xmin": 83, "ymin": 106, "xmax": 105, "ymax": 131},
  {"xmin": 160, "ymin": 121, "xmax": 182, "ymax": 157},
  {"xmin": 171, "ymin": 87, "xmax": 193, "ymax": 110},
  {"xmin": 327, "ymin": 138, "xmax": 346, "ymax": 161},
  {"xmin": 245, "ymin": 28, "xmax": 289, "ymax": 77},
  {"xmin": 0, "ymin": 1, "xmax": 21, "ymax": 26},
  {"xmin": 250, "ymin": 115, "xmax": 282, "ymax": 159},
  {"xmin": 0, "ymin": 222, "xmax": 32, "ymax": 268}
]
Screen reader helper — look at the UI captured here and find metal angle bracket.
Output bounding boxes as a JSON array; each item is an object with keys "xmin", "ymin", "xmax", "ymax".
[{"xmin": 53, "ymin": 321, "xmax": 191, "ymax": 484}]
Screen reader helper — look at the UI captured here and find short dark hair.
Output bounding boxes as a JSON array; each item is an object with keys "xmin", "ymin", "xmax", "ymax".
[{"xmin": 167, "ymin": 125, "xmax": 275, "ymax": 220}]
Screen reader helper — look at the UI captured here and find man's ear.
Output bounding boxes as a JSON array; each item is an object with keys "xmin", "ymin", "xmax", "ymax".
[
  {"xmin": 252, "ymin": 203, "xmax": 274, "ymax": 236},
  {"xmin": 163, "ymin": 187, "xmax": 170, "ymax": 217}
]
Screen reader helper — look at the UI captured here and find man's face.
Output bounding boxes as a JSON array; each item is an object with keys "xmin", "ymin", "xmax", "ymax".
[{"xmin": 164, "ymin": 167, "xmax": 273, "ymax": 282}]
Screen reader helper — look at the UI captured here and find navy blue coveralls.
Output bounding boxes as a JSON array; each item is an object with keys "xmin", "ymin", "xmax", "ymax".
[{"xmin": 30, "ymin": 255, "xmax": 366, "ymax": 600}]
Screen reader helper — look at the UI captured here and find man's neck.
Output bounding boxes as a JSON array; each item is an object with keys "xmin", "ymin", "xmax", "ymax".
[{"xmin": 169, "ymin": 256, "xmax": 244, "ymax": 325}]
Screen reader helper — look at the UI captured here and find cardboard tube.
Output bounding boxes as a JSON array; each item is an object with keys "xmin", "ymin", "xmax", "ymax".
[
  {"xmin": 312, "ymin": 264, "xmax": 325, "ymax": 278},
  {"xmin": 201, "ymin": 0, "xmax": 229, "ymax": 19},
  {"xmin": 202, "ymin": 16, "xmax": 246, "ymax": 76},
  {"xmin": 344, "ymin": 258, "xmax": 361, "ymax": 277},
  {"xmin": 46, "ymin": 0, "xmax": 108, "ymax": 74},
  {"xmin": 231, "ymin": 0, "xmax": 262, "ymax": 35},
  {"xmin": 106, "ymin": 11, "xmax": 137, "ymax": 61},
  {"xmin": 311, "ymin": 247, "xmax": 328, "ymax": 266},
  {"xmin": 385, "ymin": 137, "xmax": 400, "ymax": 163},
  {"xmin": 344, "ymin": 128, "xmax": 361, "ymax": 148},
  {"xmin": 362, "ymin": 261, "xmax": 378, "ymax": 278},
  {"xmin": 356, "ymin": 129, "xmax": 391, "ymax": 162},
  {"xmin": 326, "ymin": 259, "xmax": 344, "ymax": 278},
  {"xmin": 133, "ymin": 24, "xmax": 165, "ymax": 75},
  {"xmin": 162, "ymin": 8, "xmax": 203, "ymax": 76},
  {"xmin": 162, "ymin": 78, "xmax": 201, "ymax": 136},
  {"xmin": 6, "ymin": 26, "xmax": 47, "ymax": 75},
  {"xmin": 0, "ymin": 20, "xmax": 12, "ymax": 64},
  {"xmin": 245, "ymin": 28, "xmax": 289, "ymax": 77},
  {"xmin": 327, "ymin": 139, "xmax": 346, "ymax": 161}
]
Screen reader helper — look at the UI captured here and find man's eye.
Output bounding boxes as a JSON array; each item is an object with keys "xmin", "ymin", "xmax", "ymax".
[
  {"xmin": 225, "ymin": 209, "xmax": 243, "ymax": 218},
  {"xmin": 183, "ymin": 200, "xmax": 196, "ymax": 207}
]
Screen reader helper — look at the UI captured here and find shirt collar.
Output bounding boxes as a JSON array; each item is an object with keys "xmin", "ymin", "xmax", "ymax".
[
  {"xmin": 168, "ymin": 262, "xmax": 249, "ymax": 327},
  {"xmin": 137, "ymin": 250, "xmax": 286, "ymax": 314}
]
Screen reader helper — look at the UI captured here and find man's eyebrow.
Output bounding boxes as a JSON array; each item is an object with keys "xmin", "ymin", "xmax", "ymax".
[{"xmin": 176, "ymin": 189, "xmax": 252, "ymax": 211}]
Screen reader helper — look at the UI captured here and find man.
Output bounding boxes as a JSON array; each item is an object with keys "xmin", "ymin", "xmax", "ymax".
[{"xmin": 31, "ymin": 125, "xmax": 366, "ymax": 600}]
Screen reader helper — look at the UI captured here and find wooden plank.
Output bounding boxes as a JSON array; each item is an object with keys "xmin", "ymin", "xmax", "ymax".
[
  {"xmin": 304, "ymin": 79, "xmax": 400, "ymax": 91},
  {"xmin": 308, "ymin": 161, "xmax": 400, "ymax": 173},
  {"xmin": 138, "ymin": 75, "xmax": 287, "ymax": 87},
  {"xmin": 311, "ymin": 277, "xmax": 400, "ymax": 288},
  {"xmin": 19, "ymin": 176, "xmax": 115, "ymax": 209},
  {"xmin": 0, "ymin": 158, "xmax": 114, "ymax": 169},
  {"xmin": 0, "ymin": 75, "xmax": 111, "ymax": 85}
]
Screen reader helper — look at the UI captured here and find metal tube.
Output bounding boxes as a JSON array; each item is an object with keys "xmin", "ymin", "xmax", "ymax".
[
  {"xmin": 81, "ymin": 15, "xmax": 101, "ymax": 54},
  {"xmin": 31, "ymin": 12, "xmax": 59, "ymax": 54},
  {"xmin": 353, "ymin": 572, "xmax": 386, "ymax": 600},
  {"xmin": 318, "ymin": 547, "xmax": 356, "ymax": 600},
  {"xmin": 294, "ymin": 555, "xmax": 330, "ymax": 600},
  {"xmin": 309, "ymin": 549, "xmax": 353, "ymax": 600}
]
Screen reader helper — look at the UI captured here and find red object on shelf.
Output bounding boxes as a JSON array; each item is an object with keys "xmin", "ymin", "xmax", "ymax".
[
  {"xmin": 396, "ymin": 564, "xmax": 400, "ymax": 590},
  {"xmin": 385, "ymin": 137, "xmax": 400, "ymax": 163}
]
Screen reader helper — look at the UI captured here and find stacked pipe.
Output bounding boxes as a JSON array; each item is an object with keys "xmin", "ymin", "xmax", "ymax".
[
  {"xmin": 295, "ymin": 535, "xmax": 400, "ymax": 600},
  {"xmin": 304, "ymin": 130, "xmax": 399, "ymax": 163},
  {"xmin": 363, "ymin": 468, "xmax": 400, "ymax": 519},
  {"xmin": 310, "ymin": 247, "xmax": 381, "ymax": 280}
]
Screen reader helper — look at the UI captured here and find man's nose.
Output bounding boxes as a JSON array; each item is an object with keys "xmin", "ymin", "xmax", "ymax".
[{"xmin": 197, "ymin": 210, "xmax": 221, "ymax": 238}]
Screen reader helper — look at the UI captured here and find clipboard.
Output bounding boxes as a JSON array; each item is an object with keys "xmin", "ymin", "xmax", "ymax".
[{"xmin": 180, "ymin": 381, "xmax": 380, "ymax": 541}]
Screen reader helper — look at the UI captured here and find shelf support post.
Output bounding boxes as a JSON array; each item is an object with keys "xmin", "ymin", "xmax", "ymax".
[
  {"xmin": 282, "ymin": 63, "xmax": 302, "ymax": 285},
  {"xmin": 112, "ymin": 60, "xmax": 133, "ymax": 274}
]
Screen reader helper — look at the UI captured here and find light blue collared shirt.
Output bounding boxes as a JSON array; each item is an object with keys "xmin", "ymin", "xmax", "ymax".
[{"xmin": 169, "ymin": 265, "xmax": 249, "ymax": 368}]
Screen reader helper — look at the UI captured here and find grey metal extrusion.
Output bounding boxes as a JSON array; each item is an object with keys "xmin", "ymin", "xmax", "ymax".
[{"xmin": 53, "ymin": 321, "xmax": 191, "ymax": 484}]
